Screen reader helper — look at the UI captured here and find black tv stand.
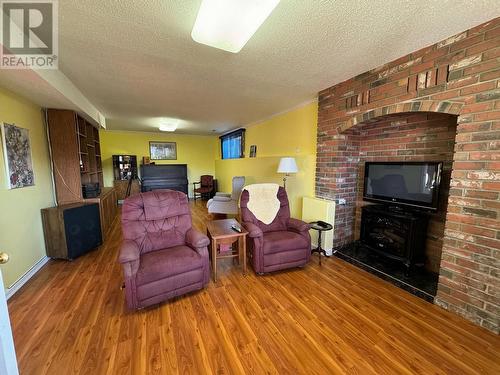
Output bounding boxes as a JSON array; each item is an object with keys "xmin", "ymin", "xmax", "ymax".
[
  {"xmin": 387, "ymin": 205, "xmax": 406, "ymax": 212},
  {"xmin": 360, "ymin": 204, "xmax": 428, "ymax": 275}
]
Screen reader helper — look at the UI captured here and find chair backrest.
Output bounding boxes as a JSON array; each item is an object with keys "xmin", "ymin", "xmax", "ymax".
[
  {"xmin": 240, "ymin": 186, "xmax": 290, "ymax": 233},
  {"xmin": 231, "ymin": 176, "xmax": 245, "ymax": 200},
  {"xmin": 201, "ymin": 175, "xmax": 213, "ymax": 188},
  {"xmin": 122, "ymin": 190, "xmax": 192, "ymax": 254}
]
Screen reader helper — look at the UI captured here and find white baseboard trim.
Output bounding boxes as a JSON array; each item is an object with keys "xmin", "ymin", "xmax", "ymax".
[{"xmin": 5, "ymin": 256, "xmax": 50, "ymax": 300}]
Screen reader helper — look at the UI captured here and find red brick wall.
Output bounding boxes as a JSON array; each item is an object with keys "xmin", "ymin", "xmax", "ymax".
[
  {"xmin": 352, "ymin": 113, "xmax": 457, "ymax": 273},
  {"xmin": 316, "ymin": 18, "xmax": 500, "ymax": 333}
]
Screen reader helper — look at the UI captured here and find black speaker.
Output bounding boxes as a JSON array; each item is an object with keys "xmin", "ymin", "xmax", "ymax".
[
  {"xmin": 63, "ymin": 204, "xmax": 102, "ymax": 259},
  {"xmin": 82, "ymin": 183, "xmax": 101, "ymax": 198}
]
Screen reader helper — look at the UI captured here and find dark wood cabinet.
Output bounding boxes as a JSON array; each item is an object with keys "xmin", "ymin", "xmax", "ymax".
[
  {"xmin": 360, "ymin": 205, "xmax": 428, "ymax": 273},
  {"xmin": 41, "ymin": 203, "xmax": 102, "ymax": 260},
  {"xmin": 112, "ymin": 154, "xmax": 138, "ymax": 180}
]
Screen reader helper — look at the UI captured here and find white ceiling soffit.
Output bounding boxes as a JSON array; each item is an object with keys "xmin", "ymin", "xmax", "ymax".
[
  {"xmin": 0, "ymin": 19, "xmax": 105, "ymax": 128},
  {"xmin": 2, "ymin": 0, "xmax": 500, "ymax": 134},
  {"xmin": 37, "ymin": 69, "xmax": 106, "ymax": 127},
  {"xmin": 0, "ymin": 68, "xmax": 105, "ymax": 128}
]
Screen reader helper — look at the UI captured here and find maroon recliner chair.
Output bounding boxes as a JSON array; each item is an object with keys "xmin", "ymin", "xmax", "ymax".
[
  {"xmin": 119, "ymin": 190, "xmax": 210, "ymax": 309},
  {"xmin": 240, "ymin": 186, "xmax": 311, "ymax": 274}
]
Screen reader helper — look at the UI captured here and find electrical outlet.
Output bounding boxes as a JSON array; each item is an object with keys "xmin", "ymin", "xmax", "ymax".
[{"xmin": 338, "ymin": 198, "xmax": 347, "ymax": 205}]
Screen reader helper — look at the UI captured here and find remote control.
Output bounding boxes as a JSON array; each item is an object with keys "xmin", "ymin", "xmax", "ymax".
[{"xmin": 231, "ymin": 224, "xmax": 242, "ymax": 233}]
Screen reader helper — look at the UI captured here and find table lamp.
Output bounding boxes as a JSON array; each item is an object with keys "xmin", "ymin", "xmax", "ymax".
[{"xmin": 277, "ymin": 157, "xmax": 298, "ymax": 189}]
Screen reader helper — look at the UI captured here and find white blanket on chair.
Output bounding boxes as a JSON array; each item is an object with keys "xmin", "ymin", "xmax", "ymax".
[{"xmin": 244, "ymin": 183, "xmax": 280, "ymax": 225}]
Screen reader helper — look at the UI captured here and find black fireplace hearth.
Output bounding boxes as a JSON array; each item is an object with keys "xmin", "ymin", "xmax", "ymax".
[{"xmin": 335, "ymin": 242, "xmax": 439, "ymax": 302}]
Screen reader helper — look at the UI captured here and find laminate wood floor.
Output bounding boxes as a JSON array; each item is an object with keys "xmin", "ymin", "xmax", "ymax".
[{"xmin": 8, "ymin": 200, "xmax": 500, "ymax": 374}]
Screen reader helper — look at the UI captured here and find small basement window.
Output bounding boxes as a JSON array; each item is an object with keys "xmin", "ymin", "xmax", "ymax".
[{"xmin": 220, "ymin": 129, "xmax": 245, "ymax": 159}]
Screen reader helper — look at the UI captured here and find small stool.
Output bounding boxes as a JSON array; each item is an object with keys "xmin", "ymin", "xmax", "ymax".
[{"xmin": 309, "ymin": 221, "xmax": 333, "ymax": 265}]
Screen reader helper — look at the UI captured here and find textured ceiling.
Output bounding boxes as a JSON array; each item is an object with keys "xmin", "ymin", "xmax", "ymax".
[{"xmin": 2, "ymin": 1, "xmax": 499, "ymax": 134}]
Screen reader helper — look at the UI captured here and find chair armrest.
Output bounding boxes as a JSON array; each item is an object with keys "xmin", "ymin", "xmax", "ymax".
[
  {"xmin": 193, "ymin": 181, "xmax": 201, "ymax": 186},
  {"xmin": 119, "ymin": 240, "xmax": 140, "ymax": 263},
  {"xmin": 288, "ymin": 218, "xmax": 311, "ymax": 233},
  {"xmin": 242, "ymin": 222, "xmax": 263, "ymax": 238},
  {"xmin": 212, "ymin": 196, "xmax": 232, "ymax": 202},
  {"xmin": 186, "ymin": 228, "xmax": 210, "ymax": 248}
]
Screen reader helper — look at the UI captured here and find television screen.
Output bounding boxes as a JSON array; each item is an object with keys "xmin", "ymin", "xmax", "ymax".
[{"xmin": 363, "ymin": 162, "xmax": 442, "ymax": 210}]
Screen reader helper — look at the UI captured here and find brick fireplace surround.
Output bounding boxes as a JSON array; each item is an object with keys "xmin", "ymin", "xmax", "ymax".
[
  {"xmin": 351, "ymin": 112, "xmax": 457, "ymax": 274},
  {"xmin": 316, "ymin": 18, "xmax": 499, "ymax": 333}
]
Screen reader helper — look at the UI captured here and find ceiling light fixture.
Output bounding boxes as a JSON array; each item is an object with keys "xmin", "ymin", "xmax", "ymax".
[
  {"xmin": 159, "ymin": 118, "xmax": 179, "ymax": 132},
  {"xmin": 191, "ymin": 0, "xmax": 280, "ymax": 53}
]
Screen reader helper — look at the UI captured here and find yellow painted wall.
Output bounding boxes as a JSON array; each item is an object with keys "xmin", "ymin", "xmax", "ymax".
[
  {"xmin": 99, "ymin": 130, "xmax": 217, "ymax": 197},
  {"xmin": 0, "ymin": 88, "xmax": 55, "ymax": 289},
  {"xmin": 215, "ymin": 101, "xmax": 318, "ymax": 218}
]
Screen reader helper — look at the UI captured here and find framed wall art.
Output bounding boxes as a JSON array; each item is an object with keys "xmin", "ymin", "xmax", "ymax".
[
  {"xmin": 249, "ymin": 145, "xmax": 257, "ymax": 158},
  {"xmin": 1, "ymin": 123, "xmax": 35, "ymax": 189},
  {"xmin": 149, "ymin": 141, "xmax": 177, "ymax": 160}
]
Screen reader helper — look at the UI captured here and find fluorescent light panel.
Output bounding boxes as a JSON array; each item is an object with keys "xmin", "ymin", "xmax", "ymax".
[{"xmin": 191, "ymin": 0, "xmax": 280, "ymax": 53}]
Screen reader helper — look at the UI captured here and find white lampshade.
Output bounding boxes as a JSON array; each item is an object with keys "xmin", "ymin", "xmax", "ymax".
[{"xmin": 277, "ymin": 157, "xmax": 298, "ymax": 174}]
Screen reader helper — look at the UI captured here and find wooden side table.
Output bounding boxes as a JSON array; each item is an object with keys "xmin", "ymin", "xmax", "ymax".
[
  {"xmin": 206, "ymin": 218, "xmax": 248, "ymax": 281},
  {"xmin": 310, "ymin": 221, "xmax": 333, "ymax": 265}
]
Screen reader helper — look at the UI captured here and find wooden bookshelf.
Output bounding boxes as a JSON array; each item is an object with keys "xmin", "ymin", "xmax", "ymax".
[{"xmin": 46, "ymin": 109, "xmax": 115, "ymax": 238}]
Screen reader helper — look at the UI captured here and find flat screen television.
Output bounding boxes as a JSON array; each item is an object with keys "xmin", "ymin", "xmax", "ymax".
[{"xmin": 363, "ymin": 161, "xmax": 443, "ymax": 210}]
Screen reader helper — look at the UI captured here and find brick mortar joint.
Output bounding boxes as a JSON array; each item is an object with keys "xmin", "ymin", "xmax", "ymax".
[{"xmin": 439, "ymin": 272, "xmax": 500, "ymax": 296}]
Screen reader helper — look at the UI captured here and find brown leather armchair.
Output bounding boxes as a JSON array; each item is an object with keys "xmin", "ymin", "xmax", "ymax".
[
  {"xmin": 240, "ymin": 186, "xmax": 311, "ymax": 274},
  {"xmin": 119, "ymin": 190, "xmax": 210, "ymax": 309}
]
